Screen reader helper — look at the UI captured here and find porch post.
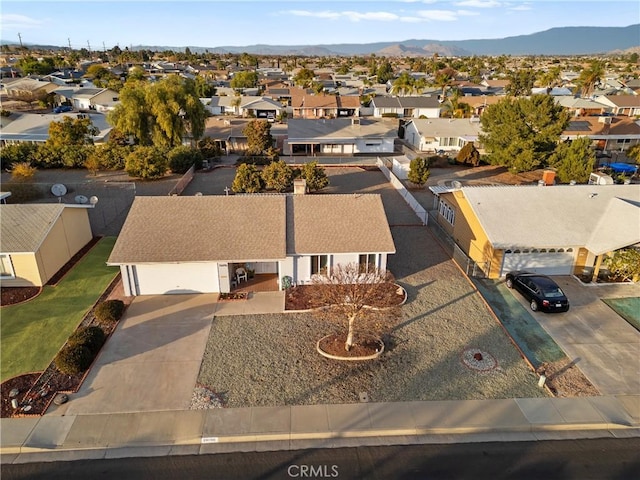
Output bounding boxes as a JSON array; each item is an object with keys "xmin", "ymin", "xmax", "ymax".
[{"xmin": 591, "ymin": 254, "xmax": 604, "ymax": 283}]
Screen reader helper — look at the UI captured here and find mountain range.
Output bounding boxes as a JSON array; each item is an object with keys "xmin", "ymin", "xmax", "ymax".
[{"xmin": 3, "ymin": 25, "xmax": 639, "ymax": 57}]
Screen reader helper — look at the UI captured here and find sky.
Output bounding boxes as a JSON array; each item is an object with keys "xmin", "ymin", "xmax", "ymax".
[{"xmin": 1, "ymin": 0, "xmax": 638, "ymax": 49}]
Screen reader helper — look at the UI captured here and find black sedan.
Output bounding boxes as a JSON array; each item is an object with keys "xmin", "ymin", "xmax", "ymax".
[{"xmin": 505, "ymin": 271, "xmax": 570, "ymax": 313}]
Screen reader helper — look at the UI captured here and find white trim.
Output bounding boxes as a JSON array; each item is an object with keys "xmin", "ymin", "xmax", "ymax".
[{"xmin": 0, "ymin": 254, "xmax": 15, "ymax": 279}]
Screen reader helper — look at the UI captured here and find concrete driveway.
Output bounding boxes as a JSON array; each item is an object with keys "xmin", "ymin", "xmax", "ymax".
[
  {"xmin": 508, "ymin": 276, "xmax": 640, "ymax": 395},
  {"xmin": 50, "ymin": 295, "xmax": 217, "ymax": 415}
]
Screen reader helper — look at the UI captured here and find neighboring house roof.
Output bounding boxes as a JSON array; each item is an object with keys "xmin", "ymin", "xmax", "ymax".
[
  {"xmin": 406, "ymin": 118, "xmax": 482, "ymax": 139},
  {"xmin": 563, "ymin": 116, "xmax": 640, "ymax": 138},
  {"xmin": 286, "ymin": 195, "xmax": 395, "ymax": 255},
  {"xmin": 595, "ymin": 94, "xmax": 640, "ymax": 108},
  {"xmin": 286, "ymin": 118, "xmax": 397, "ymax": 141},
  {"xmin": 371, "ymin": 96, "xmax": 441, "ymax": 108},
  {"xmin": 1, "ymin": 204, "xmax": 65, "ymax": 253},
  {"xmin": 107, "ymin": 194, "xmax": 395, "ymax": 264},
  {"xmin": 0, "ymin": 112, "xmax": 112, "ymax": 143},
  {"xmin": 458, "ymin": 185, "xmax": 640, "ymax": 253},
  {"xmin": 107, "ymin": 196, "xmax": 287, "ymax": 264},
  {"xmin": 554, "ymin": 96, "xmax": 608, "ymax": 111},
  {"xmin": 531, "ymin": 87, "xmax": 574, "ymax": 96}
]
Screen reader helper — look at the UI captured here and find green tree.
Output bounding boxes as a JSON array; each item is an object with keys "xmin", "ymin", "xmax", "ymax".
[
  {"xmin": 16, "ymin": 55, "xmax": 55, "ymax": 75},
  {"xmin": 108, "ymin": 75, "xmax": 206, "ymax": 148},
  {"xmin": 577, "ymin": 60, "xmax": 605, "ymax": 97},
  {"xmin": 48, "ymin": 117, "xmax": 99, "ymax": 147},
  {"xmin": 407, "ymin": 157, "xmax": 431, "ymax": 186},
  {"xmin": 604, "ymin": 248, "xmax": 640, "ymax": 282},
  {"xmin": 548, "ymin": 137, "xmax": 596, "ymax": 183},
  {"xmin": 194, "ymin": 76, "xmax": 215, "ymax": 97},
  {"xmin": 243, "ymin": 119, "xmax": 273, "ymax": 156},
  {"xmin": 506, "ymin": 69, "xmax": 536, "ymax": 96},
  {"xmin": 457, "ymin": 143, "xmax": 481, "ymax": 167},
  {"xmin": 262, "ymin": 160, "xmax": 293, "ymax": 192},
  {"xmin": 376, "ymin": 61, "xmax": 394, "ymax": 84},
  {"xmin": 168, "ymin": 145, "xmax": 203, "ymax": 173},
  {"xmin": 480, "ymin": 95, "xmax": 570, "ymax": 173},
  {"xmin": 232, "ymin": 163, "xmax": 263, "ymax": 193},
  {"xmin": 433, "ymin": 67, "xmax": 456, "ymax": 98},
  {"xmin": 299, "ymin": 161, "xmax": 329, "ymax": 192},
  {"xmin": 390, "ymin": 72, "xmax": 415, "ymax": 96},
  {"xmin": 230, "ymin": 71, "xmax": 258, "ymax": 90},
  {"xmin": 293, "ymin": 68, "xmax": 315, "ymax": 88},
  {"xmin": 625, "ymin": 143, "xmax": 640, "ymax": 163},
  {"xmin": 125, "ymin": 146, "xmax": 168, "ymax": 179}
]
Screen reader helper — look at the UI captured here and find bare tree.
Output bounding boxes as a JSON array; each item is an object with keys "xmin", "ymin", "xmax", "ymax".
[{"xmin": 309, "ymin": 262, "xmax": 402, "ymax": 351}]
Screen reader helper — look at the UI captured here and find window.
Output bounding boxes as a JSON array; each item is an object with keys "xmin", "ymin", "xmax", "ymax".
[
  {"xmin": 0, "ymin": 254, "xmax": 14, "ymax": 279},
  {"xmin": 311, "ymin": 255, "xmax": 328, "ymax": 275},
  {"xmin": 438, "ymin": 199, "xmax": 455, "ymax": 225},
  {"xmin": 359, "ymin": 254, "xmax": 377, "ymax": 273}
]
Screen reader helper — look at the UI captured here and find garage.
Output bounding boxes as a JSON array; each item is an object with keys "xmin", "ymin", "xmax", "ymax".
[
  {"xmin": 500, "ymin": 248, "xmax": 576, "ymax": 276},
  {"xmin": 124, "ymin": 263, "xmax": 219, "ymax": 295}
]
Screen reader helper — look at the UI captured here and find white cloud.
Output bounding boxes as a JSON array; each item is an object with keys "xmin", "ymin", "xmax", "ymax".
[
  {"xmin": 454, "ymin": 0, "xmax": 502, "ymax": 8},
  {"xmin": 284, "ymin": 10, "xmax": 400, "ymax": 22},
  {"xmin": 457, "ymin": 9, "xmax": 481, "ymax": 16},
  {"xmin": 416, "ymin": 10, "xmax": 459, "ymax": 21},
  {"xmin": 0, "ymin": 14, "xmax": 44, "ymax": 30},
  {"xmin": 509, "ymin": 3, "xmax": 532, "ymax": 11}
]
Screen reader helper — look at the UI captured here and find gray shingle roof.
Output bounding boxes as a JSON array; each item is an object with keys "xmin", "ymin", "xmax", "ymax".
[
  {"xmin": 107, "ymin": 196, "xmax": 287, "ymax": 264},
  {"xmin": 1, "ymin": 204, "xmax": 65, "ymax": 253},
  {"xmin": 286, "ymin": 194, "xmax": 396, "ymax": 255},
  {"xmin": 107, "ymin": 194, "xmax": 395, "ymax": 264}
]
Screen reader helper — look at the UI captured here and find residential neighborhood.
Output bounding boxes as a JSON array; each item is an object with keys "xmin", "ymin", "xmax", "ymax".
[{"xmin": 0, "ymin": 12, "xmax": 639, "ymax": 477}]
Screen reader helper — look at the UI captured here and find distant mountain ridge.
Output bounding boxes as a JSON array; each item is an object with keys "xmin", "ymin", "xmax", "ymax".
[{"xmin": 3, "ymin": 25, "xmax": 638, "ymax": 56}]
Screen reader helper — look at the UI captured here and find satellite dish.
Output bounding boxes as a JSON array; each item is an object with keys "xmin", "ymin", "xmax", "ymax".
[
  {"xmin": 195, "ymin": 192, "xmax": 203, "ymax": 196},
  {"xmin": 89, "ymin": 196, "xmax": 99, "ymax": 205},
  {"xmin": 75, "ymin": 195, "xmax": 88, "ymax": 204},
  {"xmin": 452, "ymin": 180, "xmax": 462, "ymax": 189},
  {"xmin": 51, "ymin": 183, "xmax": 67, "ymax": 197}
]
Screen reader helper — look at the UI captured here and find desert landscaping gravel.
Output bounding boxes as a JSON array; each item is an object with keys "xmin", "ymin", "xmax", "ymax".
[{"xmin": 196, "ymin": 166, "xmax": 547, "ymax": 407}]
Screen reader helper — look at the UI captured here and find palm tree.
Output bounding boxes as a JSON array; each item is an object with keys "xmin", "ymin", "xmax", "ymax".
[
  {"xmin": 433, "ymin": 67, "xmax": 457, "ymax": 99},
  {"xmin": 441, "ymin": 88, "xmax": 471, "ymax": 118},
  {"xmin": 538, "ymin": 66, "xmax": 562, "ymax": 94},
  {"xmin": 578, "ymin": 60, "xmax": 605, "ymax": 97},
  {"xmin": 390, "ymin": 72, "xmax": 415, "ymax": 96}
]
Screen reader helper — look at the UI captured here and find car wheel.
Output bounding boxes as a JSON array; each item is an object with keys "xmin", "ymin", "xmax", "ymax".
[
  {"xmin": 506, "ymin": 278, "xmax": 513, "ymax": 288},
  {"xmin": 530, "ymin": 299, "xmax": 539, "ymax": 311}
]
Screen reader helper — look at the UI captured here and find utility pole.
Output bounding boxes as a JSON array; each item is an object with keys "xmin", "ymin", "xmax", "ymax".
[
  {"xmin": 87, "ymin": 40, "xmax": 91, "ymax": 56},
  {"xmin": 17, "ymin": 33, "xmax": 23, "ymax": 49},
  {"xmin": 102, "ymin": 41, "xmax": 106, "ymax": 53},
  {"xmin": 68, "ymin": 38, "xmax": 72, "ymax": 50}
]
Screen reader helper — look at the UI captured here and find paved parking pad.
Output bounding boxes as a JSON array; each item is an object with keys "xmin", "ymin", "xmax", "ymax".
[
  {"xmin": 505, "ymin": 277, "xmax": 640, "ymax": 395},
  {"xmin": 49, "ymin": 295, "xmax": 216, "ymax": 415}
]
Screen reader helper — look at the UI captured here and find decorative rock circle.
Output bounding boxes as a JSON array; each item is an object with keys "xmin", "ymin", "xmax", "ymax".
[
  {"xmin": 53, "ymin": 393, "xmax": 69, "ymax": 405},
  {"xmin": 461, "ymin": 348, "xmax": 498, "ymax": 373}
]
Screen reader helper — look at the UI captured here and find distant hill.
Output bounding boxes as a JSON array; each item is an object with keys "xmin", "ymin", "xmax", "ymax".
[{"xmin": 2, "ymin": 24, "xmax": 638, "ymax": 57}]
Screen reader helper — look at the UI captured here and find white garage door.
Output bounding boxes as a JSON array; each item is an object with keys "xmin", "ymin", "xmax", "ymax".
[
  {"xmin": 500, "ymin": 249, "xmax": 576, "ymax": 277},
  {"xmin": 132, "ymin": 263, "xmax": 219, "ymax": 295}
]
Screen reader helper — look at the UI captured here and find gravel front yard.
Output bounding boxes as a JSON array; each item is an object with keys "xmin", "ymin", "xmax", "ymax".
[{"xmin": 196, "ymin": 167, "xmax": 547, "ymax": 408}]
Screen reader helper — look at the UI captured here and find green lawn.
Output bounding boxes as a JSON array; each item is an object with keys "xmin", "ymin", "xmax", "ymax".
[
  {"xmin": 602, "ymin": 297, "xmax": 640, "ymax": 332},
  {"xmin": 1, "ymin": 237, "xmax": 118, "ymax": 381}
]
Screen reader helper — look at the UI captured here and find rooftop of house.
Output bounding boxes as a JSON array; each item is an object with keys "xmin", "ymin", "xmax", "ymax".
[
  {"xmin": 286, "ymin": 118, "xmax": 398, "ymax": 140},
  {"xmin": 406, "ymin": 117, "xmax": 482, "ymax": 138},
  {"xmin": 457, "ymin": 184, "xmax": 640, "ymax": 254},
  {"xmin": 107, "ymin": 194, "xmax": 395, "ymax": 264},
  {"xmin": 1, "ymin": 204, "xmax": 66, "ymax": 253},
  {"xmin": 0, "ymin": 112, "xmax": 112, "ymax": 142}
]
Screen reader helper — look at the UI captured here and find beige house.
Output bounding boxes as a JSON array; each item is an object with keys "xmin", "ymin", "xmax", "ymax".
[
  {"xmin": 107, "ymin": 193, "xmax": 396, "ymax": 296},
  {"xmin": 432, "ymin": 184, "xmax": 640, "ymax": 279},
  {"xmin": 1, "ymin": 204, "xmax": 93, "ymax": 287}
]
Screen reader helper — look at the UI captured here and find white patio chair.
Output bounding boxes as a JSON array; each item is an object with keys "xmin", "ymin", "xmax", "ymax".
[{"xmin": 236, "ymin": 267, "xmax": 248, "ymax": 283}]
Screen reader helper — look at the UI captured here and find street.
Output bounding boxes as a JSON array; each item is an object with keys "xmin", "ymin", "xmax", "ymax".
[{"xmin": 2, "ymin": 438, "xmax": 639, "ymax": 480}]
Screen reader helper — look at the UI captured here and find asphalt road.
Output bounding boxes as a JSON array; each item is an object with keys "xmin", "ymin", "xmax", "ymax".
[{"xmin": 2, "ymin": 438, "xmax": 639, "ymax": 480}]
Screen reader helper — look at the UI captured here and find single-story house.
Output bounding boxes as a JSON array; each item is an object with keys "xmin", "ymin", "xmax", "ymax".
[
  {"xmin": 1, "ymin": 204, "xmax": 94, "ymax": 287},
  {"xmin": 562, "ymin": 116, "xmax": 640, "ymax": 152},
  {"xmin": 0, "ymin": 112, "xmax": 112, "ymax": 146},
  {"xmin": 594, "ymin": 95, "xmax": 640, "ymax": 117},
  {"xmin": 402, "ymin": 118, "xmax": 482, "ymax": 153},
  {"xmin": 107, "ymin": 193, "xmax": 396, "ymax": 296},
  {"xmin": 554, "ymin": 96, "xmax": 610, "ymax": 116},
  {"xmin": 65, "ymin": 87, "xmax": 120, "ymax": 112},
  {"xmin": 0, "ymin": 78, "xmax": 58, "ymax": 98},
  {"xmin": 431, "ymin": 184, "xmax": 640, "ymax": 279},
  {"xmin": 290, "ymin": 94, "xmax": 361, "ymax": 119},
  {"xmin": 284, "ymin": 118, "xmax": 397, "ymax": 156},
  {"xmin": 370, "ymin": 96, "xmax": 442, "ymax": 119},
  {"xmin": 205, "ymin": 95, "xmax": 284, "ymax": 118}
]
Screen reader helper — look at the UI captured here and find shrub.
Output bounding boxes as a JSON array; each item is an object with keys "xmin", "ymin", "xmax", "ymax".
[
  {"xmin": 95, "ymin": 299, "xmax": 125, "ymax": 323},
  {"xmin": 68, "ymin": 326, "xmax": 105, "ymax": 354},
  {"xmin": 407, "ymin": 157, "xmax": 431, "ymax": 187},
  {"xmin": 54, "ymin": 344, "xmax": 93, "ymax": 375},
  {"xmin": 10, "ymin": 161, "xmax": 37, "ymax": 180},
  {"xmin": 168, "ymin": 146, "xmax": 203, "ymax": 173}
]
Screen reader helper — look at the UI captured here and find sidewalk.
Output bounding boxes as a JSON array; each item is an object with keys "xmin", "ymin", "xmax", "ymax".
[{"xmin": 2, "ymin": 395, "xmax": 638, "ymax": 464}]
